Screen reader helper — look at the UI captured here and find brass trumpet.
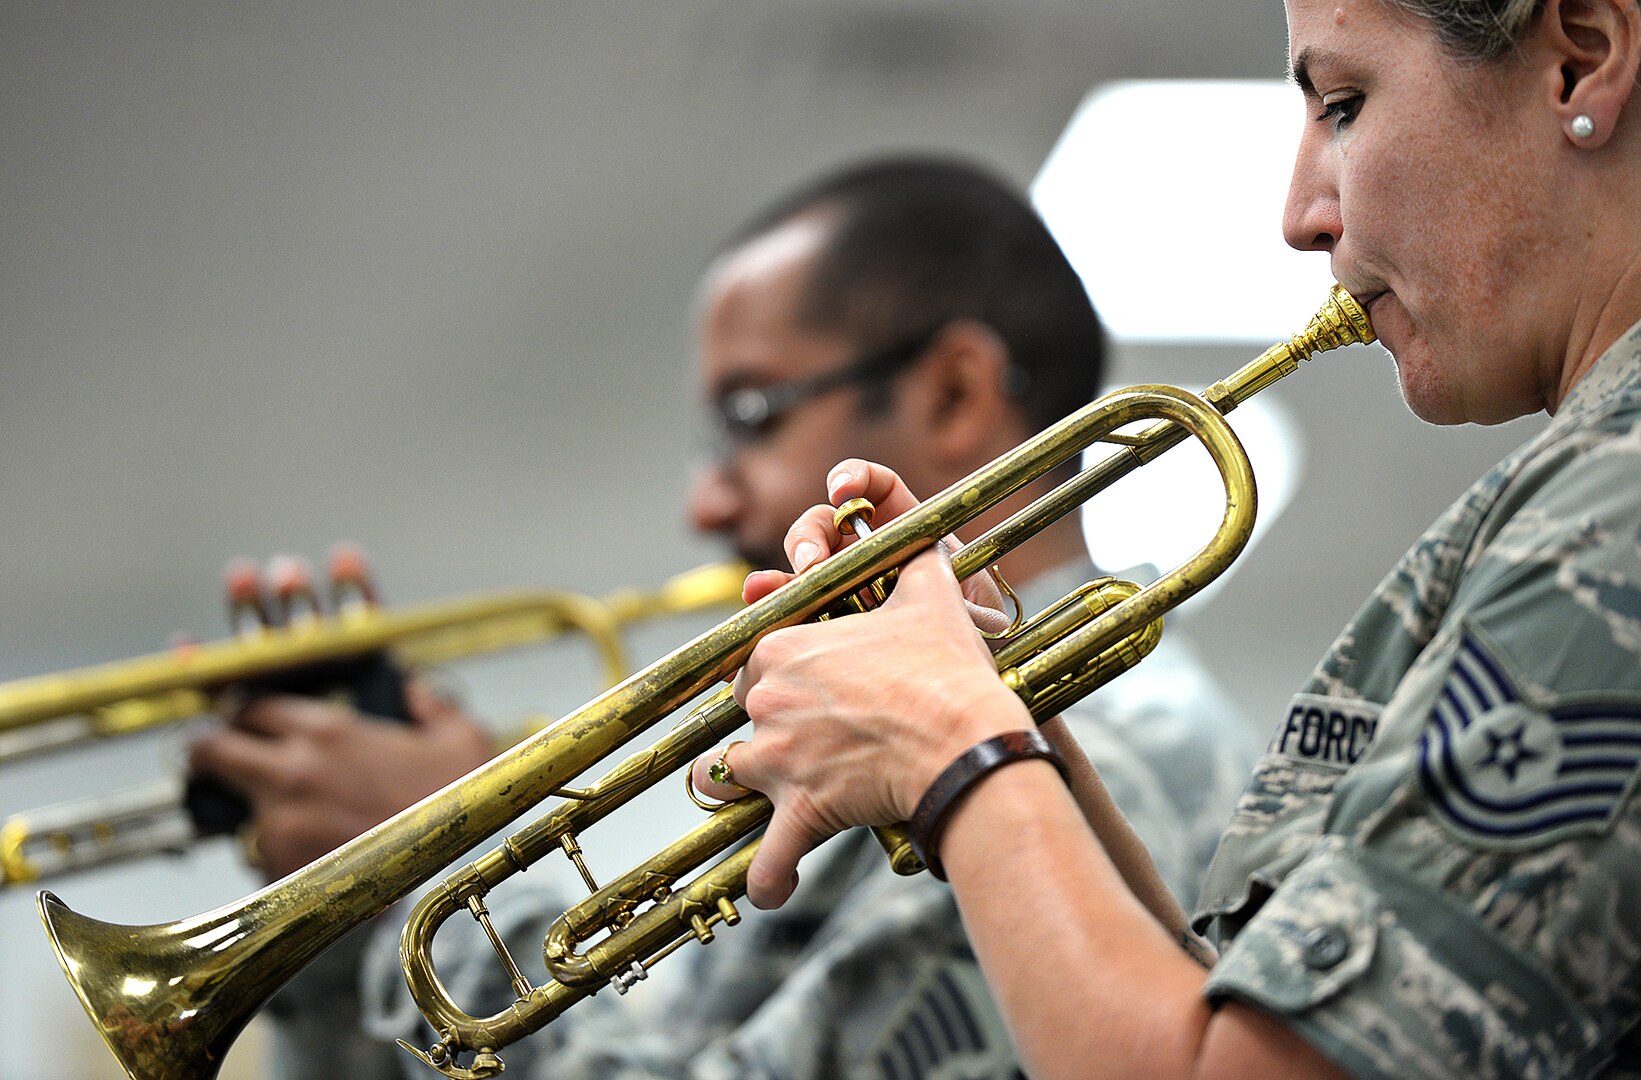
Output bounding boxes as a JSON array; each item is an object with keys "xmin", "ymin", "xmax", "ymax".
[
  {"xmin": 0, "ymin": 562, "xmax": 749, "ymax": 887},
  {"xmin": 36, "ymin": 287, "xmax": 1373, "ymax": 1080}
]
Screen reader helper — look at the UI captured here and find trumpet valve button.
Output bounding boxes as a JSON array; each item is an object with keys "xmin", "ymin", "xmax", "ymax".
[
  {"xmin": 833, "ymin": 498, "xmax": 876, "ymax": 537},
  {"xmin": 690, "ymin": 913, "xmax": 714, "ymax": 944},
  {"xmin": 327, "ymin": 542, "xmax": 381, "ymax": 611},
  {"xmin": 224, "ymin": 557, "xmax": 272, "ymax": 632},
  {"xmin": 269, "ymin": 554, "xmax": 321, "ymax": 623}
]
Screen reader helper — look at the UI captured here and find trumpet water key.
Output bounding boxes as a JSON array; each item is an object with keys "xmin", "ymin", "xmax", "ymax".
[{"xmin": 36, "ymin": 286, "xmax": 1372, "ymax": 1080}]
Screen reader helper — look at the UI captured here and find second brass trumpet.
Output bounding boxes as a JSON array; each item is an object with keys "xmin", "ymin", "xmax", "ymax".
[{"xmin": 0, "ymin": 562, "xmax": 749, "ymax": 887}]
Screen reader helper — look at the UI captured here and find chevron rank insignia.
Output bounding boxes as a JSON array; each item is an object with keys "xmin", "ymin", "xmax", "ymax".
[{"xmin": 1418, "ymin": 631, "xmax": 1641, "ymax": 848}]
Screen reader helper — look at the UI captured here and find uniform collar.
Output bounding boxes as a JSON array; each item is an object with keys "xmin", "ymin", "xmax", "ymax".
[{"xmin": 1555, "ymin": 315, "xmax": 1641, "ymax": 426}]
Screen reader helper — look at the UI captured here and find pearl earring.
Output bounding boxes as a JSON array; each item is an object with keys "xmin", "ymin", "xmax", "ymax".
[{"xmin": 1572, "ymin": 114, "xmax": 1596, "ymax": 139}]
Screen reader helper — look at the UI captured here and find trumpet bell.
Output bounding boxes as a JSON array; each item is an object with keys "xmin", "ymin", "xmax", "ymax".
[{"xmin": 39, "ymin": 891, "xmax": 241, "ymax": 1080}]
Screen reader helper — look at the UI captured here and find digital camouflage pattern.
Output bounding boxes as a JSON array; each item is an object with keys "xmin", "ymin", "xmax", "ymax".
[
  {"xmin": 267, "ymin": 558, "xmax": 1257, "ymax": 1080},
  {"xmin": 1198, "ymin": 322, "xmax": 1641, "ymax": 1079}
]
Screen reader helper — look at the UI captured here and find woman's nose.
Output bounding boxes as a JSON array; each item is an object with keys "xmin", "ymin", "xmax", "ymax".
[{"xmin": 1282, "ymin": 129, "xmax": 1341, "ymax": 253}]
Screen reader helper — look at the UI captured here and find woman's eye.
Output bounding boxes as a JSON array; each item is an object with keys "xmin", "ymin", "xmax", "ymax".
[{"xmin": 1316, "ymin": 94, "xmax": 1363, "ymax": 129}]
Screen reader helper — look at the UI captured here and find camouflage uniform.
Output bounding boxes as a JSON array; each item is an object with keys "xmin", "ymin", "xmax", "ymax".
[
  {"xmin": 268, "ymin": 557, "xmax": 1257, "ymax": 1080},
  {"xmin": 1197, "ymin": 324, "xmax": 1641, "ymax": 1080}
]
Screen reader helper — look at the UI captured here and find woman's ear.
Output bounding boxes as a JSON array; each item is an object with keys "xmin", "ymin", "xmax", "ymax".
[{"xmin": 1542, "ymin": 0, "xmax": 1641, "ymax": 147}]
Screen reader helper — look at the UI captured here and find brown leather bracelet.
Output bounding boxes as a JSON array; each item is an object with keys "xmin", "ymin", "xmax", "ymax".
[{"xmin": 908, "ymin": 729, "xmax": 1068, "ymax": 881}]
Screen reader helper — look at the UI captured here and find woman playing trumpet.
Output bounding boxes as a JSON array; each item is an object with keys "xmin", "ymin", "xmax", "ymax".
[{"xmin": 696, "ymin": 0, "xmax": 1641, "ymax": 1076}]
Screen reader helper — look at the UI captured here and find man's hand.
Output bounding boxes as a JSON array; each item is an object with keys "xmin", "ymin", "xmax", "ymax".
[{"xmin": 189, "ymin": 679, "xmax": 495, "ymax": 879}]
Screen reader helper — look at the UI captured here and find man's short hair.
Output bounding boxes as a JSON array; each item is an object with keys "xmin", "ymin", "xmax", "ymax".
[{"xmin": 725, "ymin": 155, "xmax": 1106, "ymax": 434}]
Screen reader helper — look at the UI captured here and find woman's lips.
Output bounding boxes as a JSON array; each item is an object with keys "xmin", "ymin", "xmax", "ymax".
[
  {"xmin": 1347, "ymin": 287, "xmax": 1384, "ymax": 324},
  {"xmin": 1361, "ymin": 292, "xmax": 1396, "ymax": 350},
  {"xmin": 1351, "ymin": 288, "xmax": 1385, "ymax": 315}
]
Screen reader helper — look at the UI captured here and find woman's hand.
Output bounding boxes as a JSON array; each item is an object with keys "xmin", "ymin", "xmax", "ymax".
[
  {"xmin": 696, "ymin": 459, "xmax": 1033, "ymax": 909},
  {"xmin": 738, "ymin": 458, "xmax": 1010, "ymax": 628}
]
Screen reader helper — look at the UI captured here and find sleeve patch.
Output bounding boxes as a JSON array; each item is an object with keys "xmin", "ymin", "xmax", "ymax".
[
  {"xmin": 1270, "ymin": 693, "xmax": 1384, "ymax": 768},
  {"xmin": 1418, "ymin": 632, "xmax": 1641, "ymax": 848}
]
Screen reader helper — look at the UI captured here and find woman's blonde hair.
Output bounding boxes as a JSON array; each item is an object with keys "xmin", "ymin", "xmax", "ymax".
[{"xmin": 1384, "ymin": 0, "xmax": 1544, "ymax": 59}]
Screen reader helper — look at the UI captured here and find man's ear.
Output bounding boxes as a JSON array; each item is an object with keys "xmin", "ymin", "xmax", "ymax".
[
  {"xmin": 902, "ymin": 319, "xmax": 1020, "ymax": 466},
  {"xmin": 1541, "ymin": 0, "xmax": 1641, "ymax": 147}
]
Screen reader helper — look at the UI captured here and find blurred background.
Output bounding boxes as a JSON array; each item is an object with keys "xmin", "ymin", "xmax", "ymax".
[{"xmin": 0, "ymin": 3, "xmax": 1542, "ymax": 1078}]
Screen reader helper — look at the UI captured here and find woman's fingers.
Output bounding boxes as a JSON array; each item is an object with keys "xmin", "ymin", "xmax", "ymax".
[
  {"xmin": 689, "ymin": 742, "xmax": 757, "ymax": 803},
  {"xmin": 795, "ymin": 458, "xmax": 932, "ymax": 573},
  {"xmin": 742, "ymin": 568, "xmax": 793, "ymax": 605},
  {"xmin": 965, "ymin": 596, "xmax": 1013, "ymax": 636},
  {"xmin": 824, "ymin": 459, "xmax": 923, "ymax": 521},
  {"xmin": 686, "ymin": 739, "xmax": 814, "ymax": 909},
  {"xmin": 784, "ymin": 503, "xmax": 850, "ymax": 574},
  {"xmin": 823, "ymin": 461, "xmax": 1007, "ymax": 626},
  {"xmin": 747, "ymin": 810, "xmax": 820, "ymax": 908},
  {"xmin": 885, "ymin": 543, "xmax": 969, "ymax": 614},
  {"xmin": 707, "ymin": 489, "xmax": 1019, "ymax": 912}
]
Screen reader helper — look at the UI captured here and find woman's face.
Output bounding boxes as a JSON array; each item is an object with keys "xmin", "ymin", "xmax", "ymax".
[{"xmin": 1283, "ymin": 0, "xmax": 1571, "ymax": 424}]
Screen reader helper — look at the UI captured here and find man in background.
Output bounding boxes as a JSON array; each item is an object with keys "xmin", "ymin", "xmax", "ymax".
[{"xmin": 193, "ymin": 155, "xmax": 1256, "ymax": 1079}]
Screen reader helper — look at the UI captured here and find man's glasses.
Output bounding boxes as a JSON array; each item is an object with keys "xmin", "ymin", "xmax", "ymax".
[{"xmin": 708, "ymin": 326, "xmax": 942, "ymax": 456}]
